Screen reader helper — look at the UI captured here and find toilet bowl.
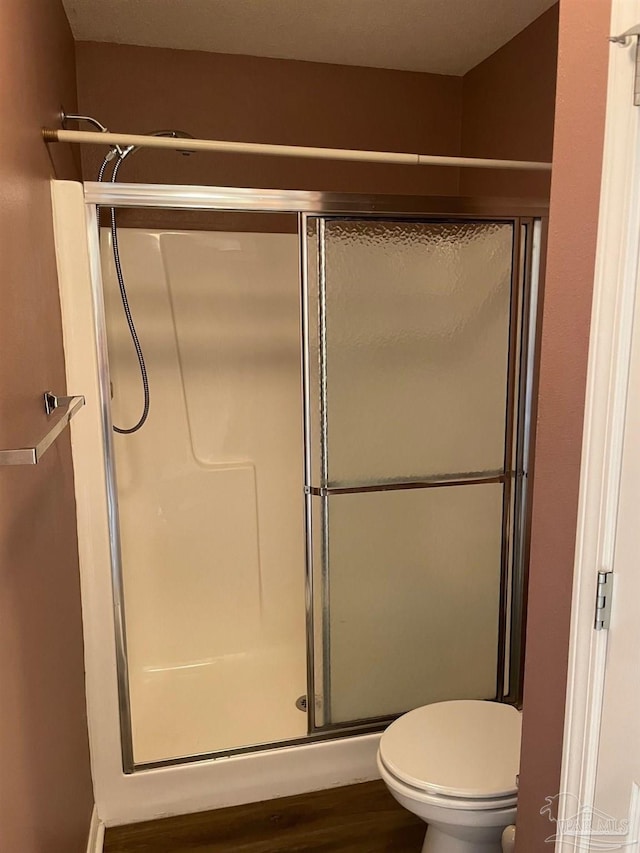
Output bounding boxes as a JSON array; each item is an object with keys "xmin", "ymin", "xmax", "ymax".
[{"xmin": 377, "ymin": 700, "xmax": 521, "ymax": 853}]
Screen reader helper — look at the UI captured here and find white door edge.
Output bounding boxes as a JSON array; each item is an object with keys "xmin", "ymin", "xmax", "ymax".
[{"xmin": 557, "ymin": 1, "xmax": 640, "ymax": 850}]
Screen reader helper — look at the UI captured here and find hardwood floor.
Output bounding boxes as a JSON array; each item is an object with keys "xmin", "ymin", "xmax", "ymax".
[{"xmin": 104, "ymin": 781, "xmax": 425, "ymax": 852}]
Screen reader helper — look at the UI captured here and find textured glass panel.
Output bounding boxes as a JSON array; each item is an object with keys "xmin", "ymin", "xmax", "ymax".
[
  {"xmin": 319, "ymin": 484, "xmax": 503, "ymax": 724},
  {"xmin": 317, "ymin": 219, "xmax": 513, "ymax": 486}
]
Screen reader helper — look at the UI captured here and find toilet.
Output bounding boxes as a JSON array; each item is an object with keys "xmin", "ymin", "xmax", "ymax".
[{"xmin": 377, "ymin": 699, "xmax": 521, "ymax": 853}]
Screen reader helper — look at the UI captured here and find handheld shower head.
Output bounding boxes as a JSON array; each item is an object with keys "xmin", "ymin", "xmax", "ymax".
[
  {"xmin": 119, "ymin": 129, "xmax": 196, "ymax": 159},
  {"xmin": 62, "ymin": 111, "xmax": 125, "ymax": 157},
  {"xmin": 60, "ymin": 113, "xmax": 196, "ymax": 161},
  {"xmin": 95, "ymin": 124, "xmax": 195, "ymax": 435}
]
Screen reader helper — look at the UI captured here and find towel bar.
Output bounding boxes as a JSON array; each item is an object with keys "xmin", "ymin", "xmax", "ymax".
[{"xmin": 0, "ymin": 392, "xmax": 85, "ymax": 465}]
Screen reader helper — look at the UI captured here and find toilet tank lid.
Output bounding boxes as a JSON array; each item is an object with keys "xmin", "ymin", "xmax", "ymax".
[{"xmin": 379, "ymin": 700, "xmax": 521, "ymax": 799}]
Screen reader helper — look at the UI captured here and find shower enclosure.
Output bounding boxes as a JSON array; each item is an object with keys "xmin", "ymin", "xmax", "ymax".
[{"xmin": 57, "ymin": 182, "xmax": 543, "ymax": 787}]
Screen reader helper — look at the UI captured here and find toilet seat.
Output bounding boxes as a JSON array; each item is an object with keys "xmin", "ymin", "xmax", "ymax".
[
  {"xmin": 377, "ymin": 752, "xmax": 518, "ymax": 812},
  {"xmin": 378, "ymin": 753, "xmax": 518, "ymax": 812},
  {"xmin": 378, "ymin": 700, "xmax": 521, "ymax": 803}
]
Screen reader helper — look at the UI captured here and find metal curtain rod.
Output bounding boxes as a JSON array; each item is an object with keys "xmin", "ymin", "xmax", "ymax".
[{"xmin": 42, "ymin": 128, "xmax": 552, "ymax": 172}]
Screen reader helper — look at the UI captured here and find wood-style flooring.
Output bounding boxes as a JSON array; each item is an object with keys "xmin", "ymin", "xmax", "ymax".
[{"xmin": 104, "ymin": 780, "xmax": 425, "ymax": 852}]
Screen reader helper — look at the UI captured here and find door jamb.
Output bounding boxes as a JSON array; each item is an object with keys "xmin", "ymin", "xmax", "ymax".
[{"xmin": 557, "ymin": 1, "xmax": 640, "ymax": 848}]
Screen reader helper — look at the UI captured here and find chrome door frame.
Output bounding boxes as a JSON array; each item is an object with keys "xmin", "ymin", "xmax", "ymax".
[
  {"xmin": 301, "ymin": 213, "xmax": 542, "ymax": 729},
  {"xmin": 83, "ymin": 182, "xmax": 545, "ymax": 771}
]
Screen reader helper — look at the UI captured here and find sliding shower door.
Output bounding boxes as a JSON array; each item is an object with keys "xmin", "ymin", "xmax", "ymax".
[
  {"xmin": 81, "ymin": 181, "xmax": 541, "ymax": 771},
  {"xmin": 303, "ymin": 217, "xmax": 521, "ymax": 728}
]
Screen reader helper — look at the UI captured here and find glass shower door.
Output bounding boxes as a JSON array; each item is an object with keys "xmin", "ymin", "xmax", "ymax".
[{"xmin": 303, "ymin": 217, "xmax": 519, "ymax": 728}]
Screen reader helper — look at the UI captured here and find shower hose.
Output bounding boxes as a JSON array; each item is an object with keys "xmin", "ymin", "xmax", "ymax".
[{"xmin": 98, "ymin": 152, "xmax": 150, "ymax": 434}]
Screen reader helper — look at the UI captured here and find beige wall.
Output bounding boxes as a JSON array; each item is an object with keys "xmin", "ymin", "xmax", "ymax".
[
  {"xmin": 517, "ymin": 1, "xmax": 611, "ymax": 848},
  {"xmin": 461, "ymin": 6, "xmax": 558, "ymax": 198},
  {"xmin": 0, "ymin": 1, "xmax": 94, "ymax": 851},
  {"xmin": 0, "ymin": 2, "xmax": 608, "ymax": 843},
  {"xmin": 75, "ymin": 19, "xmax": 558, "ymax": 206},
  {"xmin": 75, "ymin": 42, "xmax": 463, "ymax": 203}
]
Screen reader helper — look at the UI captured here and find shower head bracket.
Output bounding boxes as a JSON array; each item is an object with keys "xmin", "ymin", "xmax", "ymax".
[{"xmin": 60, "ymin": 109, "xmax": 124, "ymax": 156}]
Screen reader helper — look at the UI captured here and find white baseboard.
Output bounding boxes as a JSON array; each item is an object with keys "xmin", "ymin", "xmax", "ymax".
[{"xmin": 86, "ymin": 806, "xmax": 105, "ymax": 853}]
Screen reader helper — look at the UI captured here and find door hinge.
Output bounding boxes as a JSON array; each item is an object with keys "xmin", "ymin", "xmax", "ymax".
[
  {"xmin": 594, "ymin": 570, "xmax": 614, "ymax": 631},
  {"xmin": 610, "ymin": 25, "xmax": 640, "ymax": 106}
]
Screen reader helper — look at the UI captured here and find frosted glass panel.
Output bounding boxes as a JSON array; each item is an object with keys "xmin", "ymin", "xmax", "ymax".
[
  {"xmin": 314, "ymin": 219, "xmax": 514, "ymax": 486},
  {"xmin": 321, "ymin": 484, "xmax": 503, "ymax": 724}
]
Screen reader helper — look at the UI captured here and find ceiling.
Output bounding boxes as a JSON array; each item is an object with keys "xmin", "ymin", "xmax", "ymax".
[{"xmin": 62, "ymin": 0, "xmax": 557, "ymax": 77}]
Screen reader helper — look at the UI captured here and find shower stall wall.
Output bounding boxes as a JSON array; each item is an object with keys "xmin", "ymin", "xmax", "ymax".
[
  {"xmin": 52, "ymin": 180, "xmax": 544, "ymax": 823},
  {"xmin": 101, "ymin": 224, "xmax": 308, "ymax": 763}
]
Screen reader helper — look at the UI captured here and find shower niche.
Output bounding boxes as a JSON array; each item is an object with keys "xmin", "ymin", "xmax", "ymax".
[{"xmin": 90, "ymin": 187, "xmax": 542, "ymax": 771}]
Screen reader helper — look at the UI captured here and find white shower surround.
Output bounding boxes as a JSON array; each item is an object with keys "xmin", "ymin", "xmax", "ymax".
[
  {"xmin": 51, "ymin": 180, "xmax": 380, "ymax": 825},
  {"xmin": 101, "ymin": 225, "xmax": 308, "ymax": 763},
  {"xmin": 51, "ymin": 178, "xmax": 542, "ymax": 826}
]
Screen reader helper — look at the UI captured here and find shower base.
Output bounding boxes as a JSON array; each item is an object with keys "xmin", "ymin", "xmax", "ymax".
[{"xmin": 129, "ymin": 642, "xmax": 307, "ymax": 765}]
